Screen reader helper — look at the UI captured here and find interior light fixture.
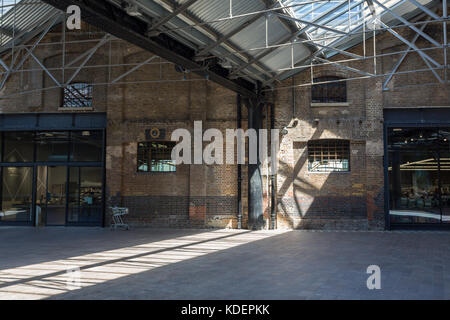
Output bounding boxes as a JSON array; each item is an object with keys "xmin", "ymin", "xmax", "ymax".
[{"xmin": 124, "ymin": 3, "xmax": 142, "ymax": 17}]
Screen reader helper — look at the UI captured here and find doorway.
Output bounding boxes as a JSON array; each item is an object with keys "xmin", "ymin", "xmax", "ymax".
[
  {"xmin": 0, "ymin": 129, "xmax": 105, "ymax": 227},
  {"xmin": 36, "ymin": 166, "xmax": 67, "ymax": 226},
  {"xmin": 35, "ymin": 166, "xmax": 104, "ymax": 226}
]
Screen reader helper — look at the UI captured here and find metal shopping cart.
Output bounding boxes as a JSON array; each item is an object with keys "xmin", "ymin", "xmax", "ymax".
[{"xmin": 110, "ymin": 206, "xmax": 129, "ymax": 230}]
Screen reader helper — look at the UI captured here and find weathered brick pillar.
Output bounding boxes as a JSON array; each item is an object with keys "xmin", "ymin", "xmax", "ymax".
[
  {"xmin": 364, "ymin": 77, "xmax": 385, "ymax": 230},
  {"xmin": 188, "ymin": 79, "xmax": 208, "ymax": 226},
  {"xmin": 105, "ymin": 44, "xmax": 127, "ymax": 227}
]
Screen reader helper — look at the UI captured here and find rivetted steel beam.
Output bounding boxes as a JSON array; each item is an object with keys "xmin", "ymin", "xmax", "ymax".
[{"xmin": 42, "ymin": 0, "xmax": 257, "ymax": 98}]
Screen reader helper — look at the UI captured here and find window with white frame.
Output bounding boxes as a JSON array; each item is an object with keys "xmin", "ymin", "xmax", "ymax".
[{"xmin": 308, "ymin": 139, "xmax": 350, "ymax": 172}]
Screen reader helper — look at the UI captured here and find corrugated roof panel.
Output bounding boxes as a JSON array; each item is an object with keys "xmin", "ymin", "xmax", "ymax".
[
  {"xmin": 259, "ymin": 42, "xmax": 310, "ymax": 71},
  {"xmin": 0, "ymin": 0, "xmax": 59, "ymax": 47},
  {"xmin": 186, "ymin": 0, "xmax": 267, "ymax": 36}
]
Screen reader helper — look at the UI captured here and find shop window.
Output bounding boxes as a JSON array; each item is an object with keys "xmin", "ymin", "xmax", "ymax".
[
  {"xmin": 3, "ymin": 132, "xmax": 34, "ymax": 162},
  {"xmin": 36, "ymin": 131, "xmax": 70, "ymax": 162},
  {"xmin": 71, "ymin": 131, "xmax": 103, "ymax": 162},
  {"xmin": 62, "ymin": 83, "xmax": 93, "ymax": 108},
  {"xmin": 311, "ymin": 76, "xmax": 347, "ymax": 103},
  {"xmin": 308, "ymin": 139, "xmax": 350, "ymax": 172},
  {"xmin": 137, "ymin": 141, "xmax": 176, "ymax": 172}
]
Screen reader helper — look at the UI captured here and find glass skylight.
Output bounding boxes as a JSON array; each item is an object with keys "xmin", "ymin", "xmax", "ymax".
[{"xmin": 282, "ymin": 0, "xmax": 405, "ymax": 48}]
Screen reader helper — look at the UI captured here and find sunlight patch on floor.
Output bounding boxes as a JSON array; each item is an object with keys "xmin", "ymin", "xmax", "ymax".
[{"xmin": 0, "ymin": 229, "xmax": 288, "ymax": 299}]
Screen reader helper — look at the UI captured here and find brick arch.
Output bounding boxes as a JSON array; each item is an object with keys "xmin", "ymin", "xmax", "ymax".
[{"xmin": 312, "ymin": 68, "xmax": 348, "ymax": 80}]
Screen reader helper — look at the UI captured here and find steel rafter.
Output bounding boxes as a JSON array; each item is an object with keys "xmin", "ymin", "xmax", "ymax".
[{"xmin": 42, "ymin": 0, "xmax": 257, "ymax": 98}]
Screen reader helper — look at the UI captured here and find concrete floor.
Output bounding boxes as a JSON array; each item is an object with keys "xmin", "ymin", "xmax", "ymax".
[{"xmin": 0, "ymin": 227, "xmax": 449, "ymax": 300}]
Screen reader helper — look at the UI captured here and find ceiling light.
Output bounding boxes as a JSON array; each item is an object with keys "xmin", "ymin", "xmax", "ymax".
[{"xmin": 125, "ymin": 3, "xmax": 142, "ymax": 17}]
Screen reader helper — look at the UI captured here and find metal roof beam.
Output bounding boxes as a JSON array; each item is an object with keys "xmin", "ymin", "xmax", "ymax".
[
  {"xmin": 196, "ymin": 2, "xmax": 279, "ymax": 58},
  {"xmin": 149, "ymin": 0, "xmax": 200, "ymax": 31},
  {"xmin": 383, "ymin": 17, "xmax": 430, "ymax": 89},
  {"xmin": 406, "ymin": 0, "xmax": 441, "ymax": 20},
  {"xmin": 42, "ymin": 0, "xmax": 257, "ymax": 98},
  {"xmin": 372, "ymin": 0, "xmax": 442, "ymax": 47},
  {"xmin": 153, "ymin": 0, "xmax": 273, "ymax": 81},
  {"xmin": 315, "ymin": 56, "xmax": 374, "ymax": 77},
  {"xmin": 230, "ymin": 0, "xmax": 364, "ymax": 77}
]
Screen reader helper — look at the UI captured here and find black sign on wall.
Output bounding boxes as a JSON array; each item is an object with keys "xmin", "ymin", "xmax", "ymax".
[{"xmin": 146, "ymin": 128, "xmax": 166, "ymax": 140}]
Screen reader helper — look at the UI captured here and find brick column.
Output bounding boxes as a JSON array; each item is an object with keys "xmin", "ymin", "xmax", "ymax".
[
  {"xmin": 188, "ymin": 79, "xmax": 208, "ymax": 225},
  {"xmin": 364, "ymin": 77, "xmax": 385, "ymax": 230}
]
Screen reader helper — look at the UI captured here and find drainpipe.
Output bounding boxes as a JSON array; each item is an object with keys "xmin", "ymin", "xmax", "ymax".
[
  {"xmin": 269, "ymin": 102, "xmax": 277, "ymax": 230},
  {"xmin": 292, "ymin": 76, "xmax": 296, "ymax": 118},
  {"xmin": 237, "ymin": 94, "xmax": 242, "ymax": 229},
  {"xmin": 247, "ymin": 98, "xmax": 264, "ymax": 230}
]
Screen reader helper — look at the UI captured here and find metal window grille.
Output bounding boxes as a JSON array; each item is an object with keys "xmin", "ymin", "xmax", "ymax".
[
  {"xmin": 62, "ymin": 83, "xmax": 93, "ymax": 108},
  {"xmin": 137, "ymin": 141, "xmax": 176, "ymax": 172},
  {"xmin": 308, "ymin": 139, "xmax": 350, "ymax": 172},
  {"xmin": 311, "ymin": 76, "xmax": 347, "ymax": 103}
]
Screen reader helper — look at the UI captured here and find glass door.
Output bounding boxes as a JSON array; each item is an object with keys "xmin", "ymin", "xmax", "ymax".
[
  {"xmin": 388, "ymin": 128, "xmax": 441, "ymax": 224},
  {"xmin": 388, "ymin": 127, "xmax": 450, "ymax": 226},
  {"xmin": 37, "ymin": 166, "xmax": 67, "ymax": 226},
  {"xmin": 0, "ymin": 167, "xmax": 33, "ymax": 224},
  {"xmin": 439, "ymin": 128, "xmax": 450, "ymax": 223},
  {"xmin": 68, "ymin": 167, "xmax": 103, "ymax": 225}
]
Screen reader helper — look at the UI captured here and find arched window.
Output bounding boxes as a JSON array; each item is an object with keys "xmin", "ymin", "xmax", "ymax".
[
  {"xmin": 62, "ymin": 82, "xmax": 93, "ymax": 108},
  {"xmin": 308, "ymin": 139, "xmax": 350, "ymax": 172},
  {"xmin": 311, "ymin": 76, "xmax": 347, "ymax": 103}
]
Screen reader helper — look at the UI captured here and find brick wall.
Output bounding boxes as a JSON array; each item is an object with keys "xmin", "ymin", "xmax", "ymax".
[
  {"xmin": 271, "ymin": 18, "xmax": 449, "ymax": 230},
  {"xmin": 0, "ymin": 18, "xmax": 448, "ymax": 230}
]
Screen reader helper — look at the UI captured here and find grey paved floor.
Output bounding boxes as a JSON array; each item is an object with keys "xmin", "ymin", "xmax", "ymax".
[{"xmin": 0, "ymin": 227, "xmax": 449, "ymax": 299}]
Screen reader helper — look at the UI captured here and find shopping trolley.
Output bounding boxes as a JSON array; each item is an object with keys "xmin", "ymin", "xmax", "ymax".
[{"xmin": 110, "ymin": 206, "xmax": 129, "ymax": 230}]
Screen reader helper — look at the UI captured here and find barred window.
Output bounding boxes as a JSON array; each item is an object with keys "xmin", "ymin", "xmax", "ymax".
[
  {"xmin": 308, "ymin": 140, "xmax": 350, "ymax": 172},
  {"xmin": 137, "ymin": 141, "xmax": 176, "ymax": 172},
  {"xmin": 62, "ymin": 83, "xmax": 93, "ymax": 108},
  {"xmin": 311, "ymin": 76, "xmax": 347, "ymax": 103}
]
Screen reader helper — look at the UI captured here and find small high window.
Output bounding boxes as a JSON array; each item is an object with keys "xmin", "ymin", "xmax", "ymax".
[
  {"xmin": 62, "ymin": 83, "xmax": 93, "ymax": 108},
  {"xmin": 311, "ymin": 76, "xmax": 347, "ymax": 103},
  {"xmin": 137, "ymin": 142, "xmax": 176, "ymax": 173},
  {"xmin": 308, "ymin": 139, "xmax": 350, "ymax": 172}
]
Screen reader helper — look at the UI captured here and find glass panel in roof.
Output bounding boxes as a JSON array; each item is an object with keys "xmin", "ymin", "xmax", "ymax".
[
  {"xmin": 282, "ymin": 0, "xmax": 404, "ymax": 47},
  {"xmin": 0, "ymin": 0, "xmax": 17, "ymax": 19}
]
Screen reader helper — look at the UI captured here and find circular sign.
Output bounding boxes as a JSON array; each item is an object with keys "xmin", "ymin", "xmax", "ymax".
[{"xmin": 150, "ymin": 128, "xmax": 160, "ymax": 139}]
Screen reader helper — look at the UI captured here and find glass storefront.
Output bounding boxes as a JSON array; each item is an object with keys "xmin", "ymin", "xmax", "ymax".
[
  {"xmin": 388, "ymin": 127, "xmax": 450, "ymax": 226},
  {"xmin": 1, "ymin": 167, "xmax": 33, "ymax": 223},
  {"xmin": 0, "ymin": 130, "xmax": 104, "ymax": 226}
]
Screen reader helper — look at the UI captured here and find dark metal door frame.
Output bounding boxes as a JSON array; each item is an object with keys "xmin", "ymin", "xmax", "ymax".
[
  {"xmin": 384, "ymin": 122, "xmax": 450, "ymax": 230},
  {"xmin": 0, "ymin": 131, "xmax": 106, "ymax": 227}
]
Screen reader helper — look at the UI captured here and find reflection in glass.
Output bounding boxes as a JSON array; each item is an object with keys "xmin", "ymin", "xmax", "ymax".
[
  {"xmin": 388, "ymin": 127, "xmax": 450, "ymax": 225},
  {"xmin": 36, "ymin": 131, "xmax": 69, "ymax": 162},
  {"xmin": 71, "ymin": 131, "xmax": 103, "ymax": 162},
  {"xmin": 44, "ymin": 166, "xmax": 67, "ymax": 226},
  {"xmin": 0, "ymin": 167, "xmax": 33, "ymax": 223},
  {"xmin": 68, "ymin": 167, "xmax": 102, "ymax": 224},
  {"xmin": 3, "ymin": 132, "xmax": 34, "ymax": 162},
  {"xmin": 439, "ymin": 129, "xmax": 450, "ymax": 223},
  {"xmin": 35, "ymin": 166, "xmax": 47, "ymax": 227},
  {"xmin": 0, "ymin": 130, "xmax": 104, "ymax": 226}
]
